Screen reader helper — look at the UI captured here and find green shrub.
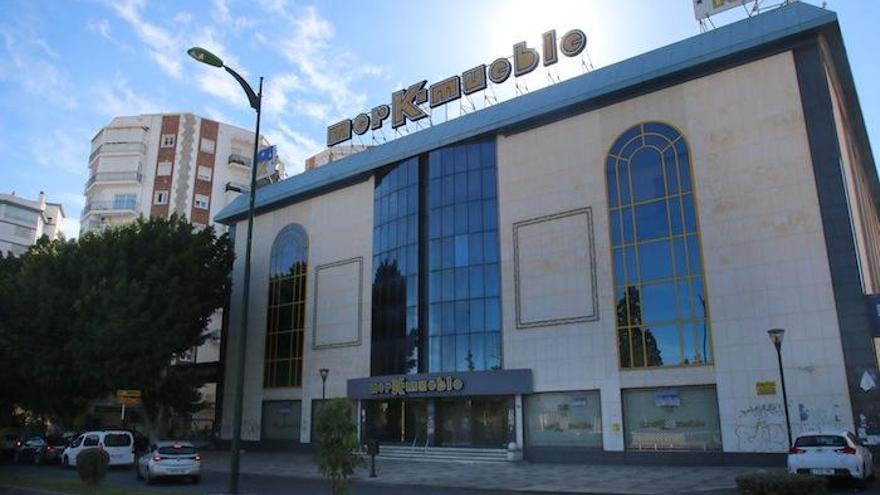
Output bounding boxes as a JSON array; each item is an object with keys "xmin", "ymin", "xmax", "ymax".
[
  {"xmin": 736, "ymin": 470, "xmax": 829, "ymax": 495},
  {"xmin": 313, "ymin": 399, "xmax": 364, "ymax": 495},
  {"xmin": 76, "ymin": 448, "xmax": 110, "ymax": 486}
]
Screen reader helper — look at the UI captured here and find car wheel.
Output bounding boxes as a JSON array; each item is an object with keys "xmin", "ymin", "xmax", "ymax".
[{"xmin": 192, "ymin": 475, "xmax": 201, "ymax": 485}]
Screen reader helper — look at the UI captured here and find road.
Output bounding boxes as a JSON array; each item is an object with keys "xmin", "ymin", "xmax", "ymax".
[{"xmin": 0, "ymin": 461, "xmax": 877, "ymax": 495}]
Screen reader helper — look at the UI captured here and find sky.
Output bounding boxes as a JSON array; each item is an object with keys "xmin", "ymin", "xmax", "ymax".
[{"xmin": 1, "ymin": 0, "xmax": 878, "ymax": 239}]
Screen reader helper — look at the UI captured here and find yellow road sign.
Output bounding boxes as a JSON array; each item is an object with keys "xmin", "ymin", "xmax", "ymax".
[{"xmin": 116, "ymin": 389, "xmax": 142, "ymax": 405}]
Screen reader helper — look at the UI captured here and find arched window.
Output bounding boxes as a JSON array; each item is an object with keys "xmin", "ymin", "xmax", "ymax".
[
  {"xmin": 606, "ymin": 123, "xmax": 711, "ymax": 369},
  {"xmin": 264, "ymin": 224, "xmax": 308, "ymax": 388}
]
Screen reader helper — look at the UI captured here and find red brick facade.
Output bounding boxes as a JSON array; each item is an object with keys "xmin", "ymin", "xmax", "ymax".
[{"xmin": 150, "ymin": 115, "xmax": 180, "ymax": 218}]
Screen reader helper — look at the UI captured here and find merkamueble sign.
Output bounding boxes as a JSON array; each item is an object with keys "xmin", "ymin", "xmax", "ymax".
[
  {"xmin": 347, "ymin": 369, "xmax": 534, "ymax": 400},
  {"xmin": 326, "ymin": 29, "xmax": 587, "ymax": 147}
]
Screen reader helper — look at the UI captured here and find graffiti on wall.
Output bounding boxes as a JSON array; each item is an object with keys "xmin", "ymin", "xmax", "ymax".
[{"xmin": 734, "ymin": 402, "xmax": 787, "ymax": 452}]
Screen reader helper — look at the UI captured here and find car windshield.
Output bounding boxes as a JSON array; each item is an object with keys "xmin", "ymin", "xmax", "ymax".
[
  {"xmin": 104, "ymin": 434, "xmax": 131, "ymax": 447},
  {"xmin": 794, "ymin": 435, "xmax": 847, "ymax": 447},
  {"xmin": 157, "ymin": 446, "xmax": 196, "ymax": 455}
]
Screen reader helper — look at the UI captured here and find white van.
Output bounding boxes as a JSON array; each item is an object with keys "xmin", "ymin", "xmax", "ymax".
[{"xmin": 62, "ymin": 430, "xmax": 135, "ymax": 468}]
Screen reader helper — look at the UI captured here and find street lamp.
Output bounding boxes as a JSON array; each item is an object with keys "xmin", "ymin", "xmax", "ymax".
[
  {"xmin": 188, "ymin": 46, "xmax": 262, "ymax": 495},
  {"xmin": 768, "ymin": 328, "xmax": 792, "ymax": 449},
  {"xmin": 320, "ymin": 368, "xmax": 330, "ymax": 400}
]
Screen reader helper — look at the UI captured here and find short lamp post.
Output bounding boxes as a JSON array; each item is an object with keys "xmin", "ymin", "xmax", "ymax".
[
  {"xmin": 768, "ymin": 328, "xmax": 793, "ymax": 449},
  {"xmin": 320, "ymin": 368, "xmax": 330, "ymax": 400},
  {"xmin": 188, "ymin": 46, "xmax": 262, "ymax": 495}
]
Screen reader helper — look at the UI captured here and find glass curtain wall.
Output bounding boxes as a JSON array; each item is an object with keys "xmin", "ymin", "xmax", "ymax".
[
  {"xmin": 371, "ymin": 157, "xmax": 421, "ymax": 375},
  {"xmin": 606, "ymin": 122, "xmax": 711, "ymax": 369},
  {"xmin": 426, "ymin": 140, "xmax": 501, "ymax": 372}
]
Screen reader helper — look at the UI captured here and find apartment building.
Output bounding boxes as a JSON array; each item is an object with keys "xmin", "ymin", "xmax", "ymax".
[
  {"xmin": 82, "ymin": 113, "xmax": 282, "ymax": 437},
  {"xmin": 0, "ymin": 192, "xmax": 65, "ymax": 256}
]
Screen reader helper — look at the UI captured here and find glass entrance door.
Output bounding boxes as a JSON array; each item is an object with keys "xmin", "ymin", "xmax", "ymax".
[{"xmin": 364, "ymin": 396, "xmax": 512, "ymax": 448}]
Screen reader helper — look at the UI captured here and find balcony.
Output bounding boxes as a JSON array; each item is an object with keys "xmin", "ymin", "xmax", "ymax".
[
  {"xmin": 89, "ymin": 142, "xmax": 147, "ymax": 162},
  {"xmin": 228, "ymin": 153, "xmax": 252, "ymax": 168},
  {"xmin": 85, "ymin": 171, "xmax": 143, "ymax": 191},
  {"xmin": 82, "ymin": 199, "xmax": 139, "ymax": 218}
]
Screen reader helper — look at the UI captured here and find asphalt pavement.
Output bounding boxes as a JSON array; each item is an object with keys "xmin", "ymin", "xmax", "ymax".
[{"xmin": 0, "ymin": 459, "xmax": 877, "ymax": 495}]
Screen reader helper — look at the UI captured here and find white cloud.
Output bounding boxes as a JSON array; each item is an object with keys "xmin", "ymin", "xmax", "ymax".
[
  {"xmin": 29, "ymin": 129, "xmax": 91, "ymax": 177},
  {"xmin": 94, "ymin": 75, "xmax": 164, "ymax": 117},
  {"xmin": 60, "ymin": 217, "xmax": 81, "ymax": 240},
  {"xmin": 259, "ymin": 5, "xmax": 384, "ymax": 119},
  {"xmin": 87, "ymin": 18, "xmax": 112, "ymax": 39},
  {"xmin": 107, "ymin": 0, "xmax": 182, "ymax": 78},
  {"xmin": 212, "ymin": 0, "xmax": 231, "ymax": 24},
  {"xmin": 0, "ymin": 25, "xmax": 77, "ymax": 109},
  {"xmin": 264, "ymin": 122, "xmax": 322, "ymax": 177}
]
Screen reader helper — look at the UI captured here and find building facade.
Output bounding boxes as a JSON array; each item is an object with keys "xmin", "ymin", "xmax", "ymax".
[
  {"xmin": 216, "ymin": 4, "xmax": 880, "ymax": 462},
  {"xmin": 0, "ymin": 192, "xmax": 65, "ymax": 256},
  {"xmin": 82, "ymin": 112, "xmax": 282, "ymax": 437}
]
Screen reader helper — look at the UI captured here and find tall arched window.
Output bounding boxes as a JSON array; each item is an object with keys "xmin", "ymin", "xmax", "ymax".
[
  {"xmin": 264, "ymin": 224, "xmax": 308, "ymax": 388},
  {"xmin": 606, "ymin": 122, "xmax": 711, "ymax": 369}
]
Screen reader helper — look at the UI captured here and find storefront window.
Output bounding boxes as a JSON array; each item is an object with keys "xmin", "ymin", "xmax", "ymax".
[
  {"xmin": 622, "ymin": 386, "xmax": 721, "ymax": 451},
  {"xmin": 262, "ymin": 400, "xmax": 301, "ymax": 441},
  {"xmin": 607, "ymin": 122, "xmax": 712, "ymax": 369},
  {"xmin": 525, "ymin": 391, "xmax": 602, "ymax": 448}
]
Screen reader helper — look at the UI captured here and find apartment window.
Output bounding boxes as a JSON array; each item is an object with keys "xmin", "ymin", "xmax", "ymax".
[
  {"xmin": 194, "ymin": 194, "xmax": 209, "ymax": 210},
  {"xmin": 197, "ymin": 165, "xmax": 213, "ymax": 181},
  {"xmin": 3, "ymin": 205, "xmax": 39, "ymax": 224},
  {"xmin": 13, "ymin": 225, "xmax": 35, "ymax": 240},
  {"xmin": 113, "ymin": 193, "xmax": 137, "ymax": 210},
  {"xmin": 200, "ymin": 138, "xmax": 216, "ymax": 154},
  {"xmin": 153, "ymin": 190, "xmax": 169, "ymax": 205},
  {"xmin": 264, "ymin": 224, "xmax": 308, "ymax": 388},
  {"xmin": 161, "ymin": 134, "xmax": 176, "ymax": 148},
  {"xmin": 157, "ymin": 161, "xmax": 172, "ymax": 176},
  {"xmin": 606, "ymin": 122, "xmax": 711, "ymax": 369}
]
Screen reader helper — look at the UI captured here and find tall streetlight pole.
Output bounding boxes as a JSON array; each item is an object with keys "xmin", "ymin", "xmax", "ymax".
[
  {"xmin": 188, "ymin": 46, "xmax": 262, "ymax": 495},
  {"xmin": 767, "ymin": 328, "xmax": 792, "ymax": 449}
]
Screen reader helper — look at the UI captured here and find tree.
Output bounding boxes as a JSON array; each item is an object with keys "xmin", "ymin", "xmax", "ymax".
[
  {"xmin": 0, "ymin": 215, "xmax": 232, "ymax": 438},
  {"xmin": 313, "ymin": 399, "xmax": 364, "ymax": 495},
  {"xmin": 74, "ymin": 216, "xmax": 233, "ymax": 440}
]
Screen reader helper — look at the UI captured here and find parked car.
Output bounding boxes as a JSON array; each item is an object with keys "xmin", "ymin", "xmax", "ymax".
[
  {"xmin": 62, "ymin": 430, "xmax": 134, "ymax": 468},
  {"xmin": 0, "ymin": 433, "xmax": 19, "ymax": 459},
  {"xmin": 788, "ymin": 431, "xmax": 875, "ymax": 485},
  {"xmin": 12, "ymin": 435, "xmax": 68, "ymax": 465},
  {"xmin": 136, "ymin": 441, "xmax": 201, "ymax": 484}
]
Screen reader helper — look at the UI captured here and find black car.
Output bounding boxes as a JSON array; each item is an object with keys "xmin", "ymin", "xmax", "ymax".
[{"xmin": 13, "ymin": 435, "xmax": 68, "ymax": 465}]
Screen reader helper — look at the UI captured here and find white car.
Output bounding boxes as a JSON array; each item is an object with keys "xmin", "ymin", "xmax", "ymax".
[
  {"xmin": 62, "ymin": 430, "xmax": 135, "ymax": 468},
  {"xmin": 787, "ymin": 431, "xmax": 875, "ymax": 484},
  {"xmin": 136, "ymin": 441, "xmax": 201, "ymax": 484}
]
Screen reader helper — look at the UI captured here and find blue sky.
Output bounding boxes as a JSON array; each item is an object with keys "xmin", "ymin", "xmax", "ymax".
[{"xmin": 1, "ymin": 0, "xmax": 877, "ymax": 238}]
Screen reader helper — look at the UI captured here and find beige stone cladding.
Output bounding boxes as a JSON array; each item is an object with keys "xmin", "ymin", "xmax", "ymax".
[
  {"xmin": 221, "ymin": 178, "xmax": 374, "ymax": 442},
  {"xmin": 497, "ymin": 51, "xmax": 852, "ymax": 453}
]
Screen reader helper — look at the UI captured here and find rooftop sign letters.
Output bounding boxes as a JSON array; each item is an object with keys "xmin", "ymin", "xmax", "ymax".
[{"xmin": 326, "ymin": 29, "xmax": 587, "ymax": 147}]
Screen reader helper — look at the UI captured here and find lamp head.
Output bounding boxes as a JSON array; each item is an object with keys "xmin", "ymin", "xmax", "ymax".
[
  {"xmin": 319, "ymin": 368, "xmax": 329, "ymax": 381},
  {"xmin": 767, "ymin": 328, "xmax": 785, "ymax": 346},
  {"xmin": 187, "ymin": 47, "xmax": 224, "ymax": 68}
]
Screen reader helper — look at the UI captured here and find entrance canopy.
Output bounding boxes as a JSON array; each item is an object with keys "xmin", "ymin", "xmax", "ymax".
[{"xmin": 347, "ymin": 369, "xmax": 533, "ymax": 400}]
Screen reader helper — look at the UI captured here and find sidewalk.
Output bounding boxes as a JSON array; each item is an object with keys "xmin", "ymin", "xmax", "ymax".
[{"xmin": 201, "ymin": 451, "xmax": 766, "ymax": 494}]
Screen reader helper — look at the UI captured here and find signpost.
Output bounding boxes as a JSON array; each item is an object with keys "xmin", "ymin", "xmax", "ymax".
[{"xmin": 116, "ymin": 389, "xmax": 142, "ymax": 423}]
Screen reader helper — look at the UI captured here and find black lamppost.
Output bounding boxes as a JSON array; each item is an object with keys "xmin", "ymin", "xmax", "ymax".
[
  {"xmin": 188, "ymin": 46, "xmax": 262, "ymax": 495},
  {"xmin": 768, "ymin": 328, "xmax": 792, "ymax": 448},
  {"xmin": 320, "ymin": 368, "xmax": 330, "ymax": 400}
]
